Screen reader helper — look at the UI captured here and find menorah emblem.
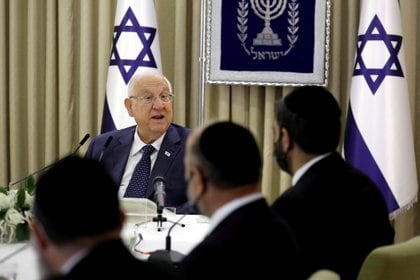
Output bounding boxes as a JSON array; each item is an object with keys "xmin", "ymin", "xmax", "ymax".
[{"xmin": 251, "ymin": 0, "xmax": 288, "ymax": 46}]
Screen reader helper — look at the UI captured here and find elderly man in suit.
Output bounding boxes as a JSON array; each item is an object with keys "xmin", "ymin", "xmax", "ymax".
[{"xmin": 86, "ymin": 71, "xmax": 193, "ymax": 214}]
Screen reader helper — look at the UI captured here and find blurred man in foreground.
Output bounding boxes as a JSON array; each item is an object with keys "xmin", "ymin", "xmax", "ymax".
[{"xmin": 31, "ymin": 155, "xmax": 176, "ymax": 279}]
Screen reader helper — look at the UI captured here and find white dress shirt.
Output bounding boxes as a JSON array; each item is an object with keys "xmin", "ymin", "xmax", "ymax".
[
  {"xmin": 118, "ymin": 128, "xmax": 166, "ymax": 198},
  {"xmin": 292, "ymin": 152, "xmax": 331, "ymax": 186}
]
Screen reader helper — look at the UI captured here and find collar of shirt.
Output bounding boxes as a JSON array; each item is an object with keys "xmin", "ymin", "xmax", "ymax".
[
  {"xmin": 61, "ymin": 248, "xmax": 89, "ymax": 275},
  {"xmin": 292, "ymin": 152, "xmax": 331, "ymax": 186},
  {"xmin": 131, "ymin": 127, "xmax": 166, "ymax": 156},
  {"xmin": 118, "ymin": 128, "xmax": 166, "ymax": 197},
  {"xmin": 207, "ymin": 192, "xmax": 264, "ymax": 234}
]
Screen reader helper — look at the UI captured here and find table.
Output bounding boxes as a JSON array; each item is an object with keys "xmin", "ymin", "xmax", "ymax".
[
  {"xmin": 0, "ymin": 242, "xmax": 37, "ymax": 280},
  {"xmin": 122, "ymin": 214, "xmax": 210, "ymax": 259},
  {"xmin": 0, "ymin": 214, "xmax": 209, "ymax": 280}
]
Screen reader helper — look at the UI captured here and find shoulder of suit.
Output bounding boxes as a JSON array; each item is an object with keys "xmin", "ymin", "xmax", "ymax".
[{"xmin": 169, "ymin": 123, "xmax": 191, "ymax": 136}]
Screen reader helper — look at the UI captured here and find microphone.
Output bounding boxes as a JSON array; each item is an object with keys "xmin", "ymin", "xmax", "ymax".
[
  {"xmin": 153, "ymin": 176, "xmax": 166, "ymax": 213},
  {"xmin": 8, "ymin": 133, "xmax": 91, "ymax": 188},
  {"xmin": 148, "ymin": 214, "xmax": 187, "ymax": 266},
  {"xmin": 73, "ymin": 133, "xmax": 90, "ymax": 155},
  {"xmin": 152, "ymin": 176, "xmax": 187, "ymax": 233},
  {"xmin": 98, "ymin": 135, "xmax": 113, "ymax": 162}
]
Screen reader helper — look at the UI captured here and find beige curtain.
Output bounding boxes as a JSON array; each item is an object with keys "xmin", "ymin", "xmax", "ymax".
[{"xmin": 0, "ymin": 0, "xmax": 419, "ymax": 242}]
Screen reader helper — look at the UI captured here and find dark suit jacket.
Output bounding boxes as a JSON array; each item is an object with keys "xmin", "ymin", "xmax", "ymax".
[
  {"xmin": 47, "ymin": 239, "xmax": 176, "ymax": 279},
  {"xmin": 271, "ymin": 152, "xmax": 395, "ymax": 280},
  {"xmin": 179, "ymin": 198, "xmax": 304, "ymax": 280},
  {"xmin": 85, "ymin": 123, "xmax": 194, "ymax": 214}
]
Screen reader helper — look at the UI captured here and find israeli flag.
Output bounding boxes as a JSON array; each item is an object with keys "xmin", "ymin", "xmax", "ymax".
[
  {"xmin": 101, "ymin": 0, "xmax": 162, "ymax": 132},
  {"xmin": 343, "ymin": 0, "xmax": 418, "ymax": 218}
]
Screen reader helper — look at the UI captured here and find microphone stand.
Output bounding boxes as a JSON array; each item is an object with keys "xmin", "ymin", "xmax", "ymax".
[
  {"xmin": 98, "ymin": 135, "xmax": 113, "ymax": 162},
  {"xmin": 152, "ymin": 206, "xmax": 185, "ymax": 232},
  {"xmin": 148, "ymin": 214, "xmax": 187, "ymax": 266},
  {"xmin": 8, "ymin": 133, "xmax": 90, "ymax": 189}
]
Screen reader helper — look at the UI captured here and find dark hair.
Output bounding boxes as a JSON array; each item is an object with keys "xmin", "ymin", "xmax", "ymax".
[
  {"xmin": 33, "ymin": 155, "xmax": 121, "ymax": 244},
  {"xmin": 191, "ymin": 121, "xmax": 262, "ymax": 188},
  {"xmin": 275, "ymin": 86, "xmax": 342, "ymax": 154}
]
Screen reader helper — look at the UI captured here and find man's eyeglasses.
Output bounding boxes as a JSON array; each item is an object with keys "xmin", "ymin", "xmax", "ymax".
[{"xmin": 129, "ymin": 93, "xmax": 174, "ymax": 104}]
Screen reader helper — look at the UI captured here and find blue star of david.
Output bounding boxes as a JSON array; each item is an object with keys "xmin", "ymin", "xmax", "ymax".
[
  {"xmin": 109, "ymin": 7, "xmax": 157, "ymax": 84},
  {"xmin": 353, "ymin": 15, "xmax": 404, "ymax": 94}
]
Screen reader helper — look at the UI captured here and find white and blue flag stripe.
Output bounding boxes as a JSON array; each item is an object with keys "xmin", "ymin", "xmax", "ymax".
[
  {"xmin": 101, "ymin": 0, "xmax": 162, "ymax": 132},
  {"xmin": 343, "ymin": 0, "xmax": 418, "ymax": 218}
]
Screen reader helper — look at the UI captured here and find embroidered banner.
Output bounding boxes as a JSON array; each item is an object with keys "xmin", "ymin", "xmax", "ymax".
[
  {"xmin": 206, "ymin": 0, "xmax": 330, "ymax": 86},
  {"xmin": 343, "ymin": 0, "xmax": 418, "ymax": 218}
]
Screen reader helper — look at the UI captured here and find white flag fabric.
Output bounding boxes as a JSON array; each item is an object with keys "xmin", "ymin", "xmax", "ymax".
[
  {"xmin": 343, "ymin": 0, "xmax": 418, "ymax": 218},
  {"xmin": 101, "ymin": 0, "xmax": 162, "ymax": 132}
]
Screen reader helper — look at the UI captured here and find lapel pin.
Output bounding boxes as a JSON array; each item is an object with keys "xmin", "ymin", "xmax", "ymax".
[{"xmin": 164, "ymin": 151, "xmax": 171, "ymax": 157}]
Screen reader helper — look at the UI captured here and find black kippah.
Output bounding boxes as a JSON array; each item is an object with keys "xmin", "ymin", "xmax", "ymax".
[
  {"xmin": 198, "ymin": 121, "xmax": 261, "ymax": 187},
  {"xmin": 284, "ymin": 86, "xmax": 341, "ymax": 120}
]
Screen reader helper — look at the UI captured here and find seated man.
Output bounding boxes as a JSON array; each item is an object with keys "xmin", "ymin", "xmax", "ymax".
[
  {"xmin": 179, "ymin": 121, "xmax": 304, "ymax": 280},
  {"xmin": 85, "ymin": 71, "xmax": 193, "ymax": 214},
  {"xmin": 31, "ymin": 155, "xmax": 177, "ymax": 279},
  {"xmin": 271, "ymin": 86, "xmax": 395, "ymax": 279}
]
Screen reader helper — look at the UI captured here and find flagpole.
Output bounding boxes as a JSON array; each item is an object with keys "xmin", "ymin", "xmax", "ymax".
[{"xmin": 198, "ymin": 0, "xmax": 207, "ymax": 127}]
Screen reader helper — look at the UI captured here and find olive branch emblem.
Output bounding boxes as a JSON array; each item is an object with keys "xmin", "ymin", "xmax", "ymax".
[{"xmin": 237, "ymin": 0, "xmax": 300, "ymax": 58}]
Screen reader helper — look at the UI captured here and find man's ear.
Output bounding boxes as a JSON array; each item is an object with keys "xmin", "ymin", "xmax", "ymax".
[
  {"xmin": 192, "ymin": 166, "xmax": 207, "ymax": 196},
  {"xmin": 281, "ymin": 127, "xmax": 292, "ymax": 151},
  {"xmin": 273, "ymin": 122, "xmax": 280, "ymax": 143},
  {"xmin": 124, "ymin": 98, "xmax": 134, "ymax": 117},
  {"xmin": 31, "ymin": 220, "xmax": 49, "ymax": 250}
]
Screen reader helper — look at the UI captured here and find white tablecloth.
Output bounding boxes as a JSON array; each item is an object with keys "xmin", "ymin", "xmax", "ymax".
[
  {"xmin": 0, "ymin": 214, "xmax": 209, "ymax": 280},
  {"xmin": 0, "ymin": 242, "xmax": 38, "ymax": 280},
  {"xmin": 122, "ymin": 214, "xmax": 209, "ymax": 259}
]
